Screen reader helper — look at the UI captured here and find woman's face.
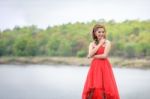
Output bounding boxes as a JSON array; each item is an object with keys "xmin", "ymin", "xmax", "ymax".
[{"xmin": 95, "ymin": 28, "xmax": 105, "ymax": 40}]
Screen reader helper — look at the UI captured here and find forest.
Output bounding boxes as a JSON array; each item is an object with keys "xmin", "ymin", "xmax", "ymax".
[{"xmin": 0, "ymin": 19, "xmax": 150, "ymax": 58}]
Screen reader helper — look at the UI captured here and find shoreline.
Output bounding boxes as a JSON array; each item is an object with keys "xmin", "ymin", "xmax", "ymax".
[{"xmin": 0, "ymin": 56, "xmax": 149, "ymax": 69}]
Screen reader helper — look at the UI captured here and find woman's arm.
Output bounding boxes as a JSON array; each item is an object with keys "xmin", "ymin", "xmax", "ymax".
[
  {"xmin": 93, "ymin": 40, "xmax": 111, "ymax": 59},
  {"xmin": 87, "ymin": 39, "xmax": 105, "ymax": 58}
]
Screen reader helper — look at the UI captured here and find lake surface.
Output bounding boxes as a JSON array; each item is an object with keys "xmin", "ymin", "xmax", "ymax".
[{"xmin": 0, "ymin": 64, "xmax": 150, "ymax": 99}]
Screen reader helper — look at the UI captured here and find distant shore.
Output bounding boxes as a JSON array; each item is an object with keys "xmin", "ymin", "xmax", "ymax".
[{"xmin": 0, "ymin": 56, "xmax": 149, "ymax": 69}]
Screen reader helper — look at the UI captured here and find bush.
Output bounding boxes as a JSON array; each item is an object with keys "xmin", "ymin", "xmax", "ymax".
[{"xmin": 77, "ymin": 50, "xmax": 87, "ymax": 57}]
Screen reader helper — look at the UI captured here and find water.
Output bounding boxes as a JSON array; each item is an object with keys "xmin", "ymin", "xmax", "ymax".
[{"xmin": 0, "ymin": 64, "xmax": 150, "ymax": 99}]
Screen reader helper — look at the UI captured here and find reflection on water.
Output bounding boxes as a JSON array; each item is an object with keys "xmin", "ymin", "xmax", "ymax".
[{"xmin": 0, "ymin": 64, "xmax": 150, "ymax": 99}]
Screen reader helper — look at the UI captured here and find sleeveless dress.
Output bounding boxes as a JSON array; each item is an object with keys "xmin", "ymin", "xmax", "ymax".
[{"xmin": 82, "ymin": 43, "xmax": 120, "ymax": 99}]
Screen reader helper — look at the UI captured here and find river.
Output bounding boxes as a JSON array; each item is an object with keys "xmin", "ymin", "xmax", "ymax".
[{"xmin": 0, "ymin": 64, "xmax": 150, "ymax": 99}]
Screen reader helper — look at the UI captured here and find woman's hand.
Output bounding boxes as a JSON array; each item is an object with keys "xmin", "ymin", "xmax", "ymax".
[
  {"xmin": 92, "ymin": 40, "xmax": 111, "ymax": 59},
  {"xmin": 87, "ymin": 38, "xmax": 106, "ymax": 59},
  {"xmin": 99, "ymin": 37, "xmax": 105, "ymax": 45}
]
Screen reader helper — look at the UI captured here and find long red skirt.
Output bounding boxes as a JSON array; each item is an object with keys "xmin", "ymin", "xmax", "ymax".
[{"xmin": 82, "ymin": 58, "xmax": 120, "ymax": 99}]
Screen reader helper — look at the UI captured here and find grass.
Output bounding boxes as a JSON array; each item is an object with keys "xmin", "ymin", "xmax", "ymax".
[{"xmin": 0, "ymin": 56, "xmax": 149, "ymax": 69}]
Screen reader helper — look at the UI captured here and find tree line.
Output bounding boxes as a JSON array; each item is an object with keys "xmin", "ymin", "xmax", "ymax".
[{"xmin": 0, "ymin": 19, "xmax": 150, "ymax": 58}]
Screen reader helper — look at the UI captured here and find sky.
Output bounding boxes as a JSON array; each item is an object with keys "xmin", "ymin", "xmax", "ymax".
[{"xmin": 0, "ymin": 0, "xmax": 150, "ymax": 30}]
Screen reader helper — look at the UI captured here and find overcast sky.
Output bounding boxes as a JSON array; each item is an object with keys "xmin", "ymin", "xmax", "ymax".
[{"xmin": 0, "ymin": 0, "xmax": 150, "ymax": 30}]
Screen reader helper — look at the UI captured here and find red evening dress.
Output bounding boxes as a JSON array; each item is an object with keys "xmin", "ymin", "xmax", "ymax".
[{"xmin": 82, "ymin": 43, "xmax": 120, "ymax": 99}]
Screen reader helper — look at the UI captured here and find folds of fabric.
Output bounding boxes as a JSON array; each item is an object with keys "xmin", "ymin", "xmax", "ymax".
[{"xmin": 82, "ymin": 45, "xmax": 120, "ymax": 99}]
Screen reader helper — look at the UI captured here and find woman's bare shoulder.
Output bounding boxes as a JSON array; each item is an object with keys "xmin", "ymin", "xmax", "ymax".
[
  {"xmin": 89, "ymin": 41, "xmax": 95, "ymax": 45},
  {"xmin": 106, "ymin": 40, "xmax": 111, "ymax": 46},
  {"xmin": 105, "ymin": 39, "xmax": 111, "ymax": 44},
  {"xmin": 89, "ymin": 41, "xmax": 96, "ymax": 47},
  {"xmin": 104, "ymin": 39, "xmax": 111, "ymax": 47}
]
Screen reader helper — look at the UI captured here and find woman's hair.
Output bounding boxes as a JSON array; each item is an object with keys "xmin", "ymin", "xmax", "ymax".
[{"xmin": 92, "ymin": 24, "xmax": 106, "ymax": 45}]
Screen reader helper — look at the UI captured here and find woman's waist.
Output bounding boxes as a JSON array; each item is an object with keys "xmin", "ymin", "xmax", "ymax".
[{"xmin": 92, "ymin": 57, "xmax": 109, "ymax": 61}]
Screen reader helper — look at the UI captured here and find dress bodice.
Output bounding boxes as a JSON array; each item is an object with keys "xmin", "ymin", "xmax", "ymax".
[
  {"xmin": 82, "ymin": 40, "xmax": 120, "ymax": 99},
  {"xmin": 93, "ymin": 44, "xmax": 105, "ymax": 55}
]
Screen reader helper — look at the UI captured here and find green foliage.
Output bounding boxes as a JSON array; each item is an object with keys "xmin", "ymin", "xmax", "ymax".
[
  {"xmin": 13, "ymin": 38, "xmax": 28, "ymax": 56},
  {"xmin": 0, "ymin": 19, "xmax": 150, "ymax": 58},
  {"xmin": 13, "ymin": 36, "xmax": 38, "ymax": 56},
  {"xmin": 0, "ymin": 40, "xmax": 7, "ymax": 56},
  {"xmin": 124, "ymin": 43, "xmax": 136, "ymax": 58},
  {"xmin": 46, "ymin": 37, "xmax": 61, "ymax": 56},
  {"xmin": 77, "ymin": 50, "xmax": 87, "ymax": 57}
]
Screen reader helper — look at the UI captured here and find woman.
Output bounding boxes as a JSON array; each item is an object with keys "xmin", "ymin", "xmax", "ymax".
[{"xmin": 82, "ymin": 24, "xmax": 120, "ymax": 99}]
